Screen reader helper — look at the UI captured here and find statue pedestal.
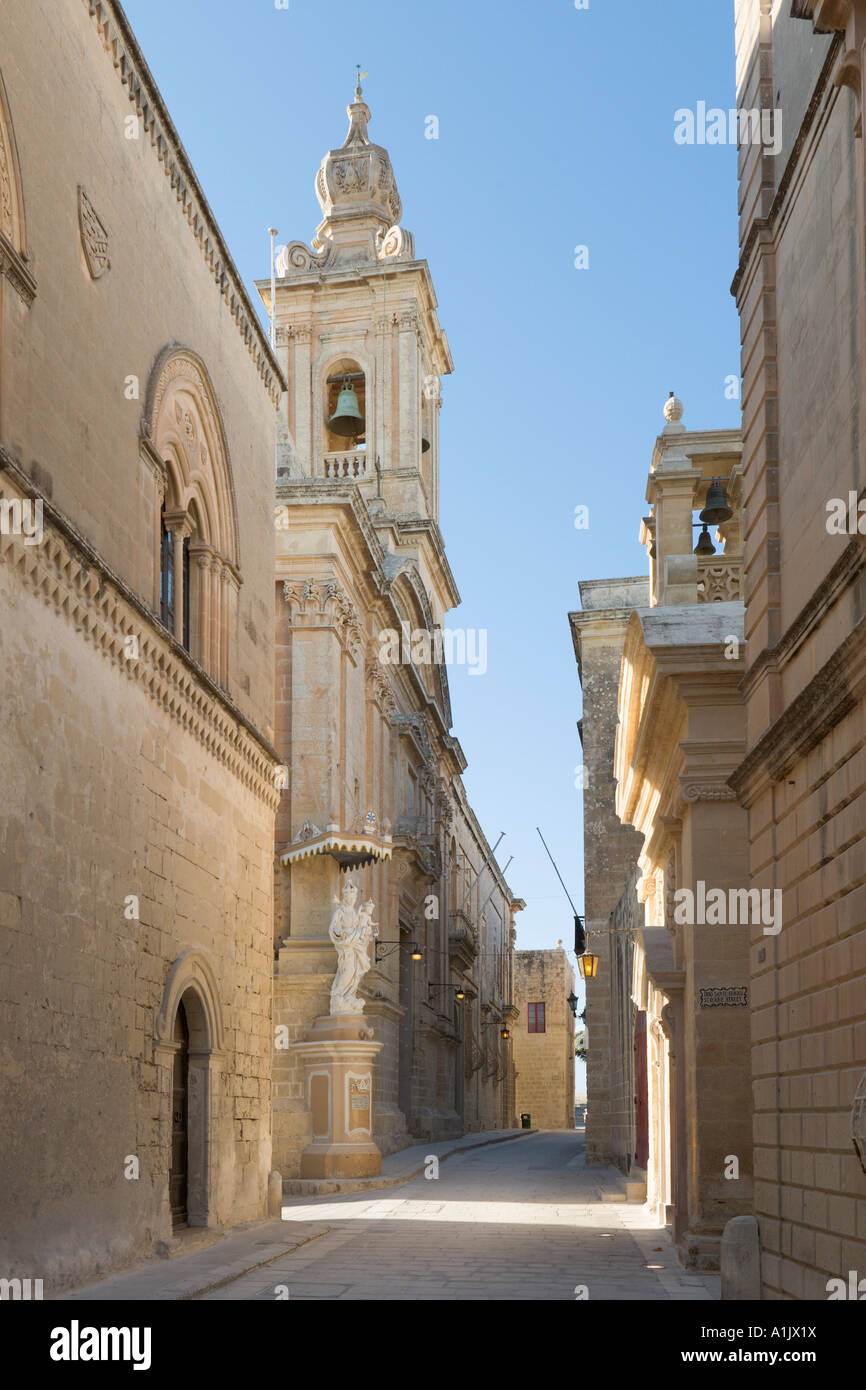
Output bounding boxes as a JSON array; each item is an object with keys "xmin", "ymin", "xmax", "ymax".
[{"xmin": 293, "ymin": 1015, "xmax": 384, "ymax": 1179}]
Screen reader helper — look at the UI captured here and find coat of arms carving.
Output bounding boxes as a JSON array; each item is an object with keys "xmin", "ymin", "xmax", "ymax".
[{"xmin": 78, "ymin": 186, "xmax": 110, "ymax": 279}]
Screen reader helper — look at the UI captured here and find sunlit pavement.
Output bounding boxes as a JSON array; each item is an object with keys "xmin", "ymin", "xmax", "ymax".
[{"xmin": 201, "ymin": 1130, "xmax": 720, "ymax": 1301}]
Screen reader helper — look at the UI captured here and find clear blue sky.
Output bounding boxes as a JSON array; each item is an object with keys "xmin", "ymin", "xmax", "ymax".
[{"xmin": 122, "ymin": 0, "xmax": 740, "ymax": 1081}]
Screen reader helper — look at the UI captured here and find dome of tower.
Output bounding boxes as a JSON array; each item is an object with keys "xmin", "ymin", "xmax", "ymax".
[{"xmin": 314, "ymin": 80, "xmax": 402, "ymax": 242}]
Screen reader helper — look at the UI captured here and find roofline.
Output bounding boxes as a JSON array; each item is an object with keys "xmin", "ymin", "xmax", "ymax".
[{"xmin": 86, "ymin": 1, "xmax": 286, "ymax": 404}]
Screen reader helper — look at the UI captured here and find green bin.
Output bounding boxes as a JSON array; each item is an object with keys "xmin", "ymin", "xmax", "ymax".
[{"xmin": 520, "ymin": 1113, "xmax": 531, "ymax": 1129}]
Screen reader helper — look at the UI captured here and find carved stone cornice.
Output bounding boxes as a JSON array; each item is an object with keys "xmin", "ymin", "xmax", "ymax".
[
  {"xmin": 0, "ymin": 229, "xmax": 36, "ymax": 305},
  {"xmin": 79, "ymin": 0, "xmax": 284, "ymax": 405},
  {"xmin": 275, "ymin": 481, "xmax": 388, "ymax": 577},
  {"xmin": 390, "ymin": 710, "xmax": 437, "ymax": 771},
  {"xmin": 276, "ymin": 320, "xmax": 314, "ymax": 345},
  {"xmin": 0, "ymin": 448, "xmax": 280, "ymax": 807},
  {"xmin": 730, "ymin": 615, "xmax": 866, "ymax": 805},
  {"xmin": 282, "ymin": 576, "xmax": 364, "ymax": 657},
  {"xmin": 365, "ymin": 657, "xmax": 398, "ymax": 714},
  {"xmin": 739, "ymin": 537, "xmax": 866, "ymax": 720}
]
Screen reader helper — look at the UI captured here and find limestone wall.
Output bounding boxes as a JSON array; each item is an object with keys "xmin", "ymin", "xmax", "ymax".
[
  {"xmin": 733, "ymin": 0, "xmax": 866, "ymax": 1298},
  {"xmin": 0, "ymin": 0, "xmax": 280, "ymax": 1290}
]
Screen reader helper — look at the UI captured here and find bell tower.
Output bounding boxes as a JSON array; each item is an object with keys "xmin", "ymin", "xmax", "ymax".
[
  {"xmin": 260, "ymin": 77, "xmax": 453, "ymax": 522},
  {"xmin": 262, "ymin": 82, "xmax": 465, "ymax": 1181}
]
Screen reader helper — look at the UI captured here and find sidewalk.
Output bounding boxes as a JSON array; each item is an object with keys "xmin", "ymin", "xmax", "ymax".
[{"xmin": 283, "ymin": 1125, "xmax": 538, "ymax": 1195}]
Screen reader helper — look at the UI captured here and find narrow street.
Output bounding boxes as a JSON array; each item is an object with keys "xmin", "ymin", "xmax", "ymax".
[{"xmin": 198, "ymin": 1131, "xmax": 718, "ymax": 1302}]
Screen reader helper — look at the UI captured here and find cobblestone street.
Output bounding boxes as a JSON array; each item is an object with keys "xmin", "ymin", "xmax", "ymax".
[{"xmin": 64, "ymin": 1131, "xmax": 720, "ymax": 1302}]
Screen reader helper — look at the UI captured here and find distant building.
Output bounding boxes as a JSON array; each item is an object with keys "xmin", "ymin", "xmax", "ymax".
[{"xmin": 512, "ymin": 947, "xmax": 575, "ymax": 1130}]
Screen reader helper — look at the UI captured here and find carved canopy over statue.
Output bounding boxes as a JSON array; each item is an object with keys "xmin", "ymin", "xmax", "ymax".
[{"xmin": 328, "ymin": 881, "xmax": 378, "ymax": 1016}]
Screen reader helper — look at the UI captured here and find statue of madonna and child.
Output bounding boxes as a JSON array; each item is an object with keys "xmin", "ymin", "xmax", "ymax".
[{"xmin": 328, "ymin": 880, "xmax": 378, "ymax": 1017}]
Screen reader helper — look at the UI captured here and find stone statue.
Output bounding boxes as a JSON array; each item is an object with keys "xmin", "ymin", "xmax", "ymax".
[{"xmin": 328, "ymin": 881, "xmax": 378, "ymax": 1016}]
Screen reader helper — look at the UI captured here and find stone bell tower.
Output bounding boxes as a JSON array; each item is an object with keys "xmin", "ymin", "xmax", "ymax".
[
  {"xmin": 263, "ymin": 75, "xmax": 453, "ymax": 518},
  {"xmin": 260, "ymin": 82, "xmax": 465, "ymax": 1184}
]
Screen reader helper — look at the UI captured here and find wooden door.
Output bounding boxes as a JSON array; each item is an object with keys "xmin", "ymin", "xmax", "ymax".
[{"xmin": 170, "ymin": 1001, "xmax": 189, "ymax": 1227}]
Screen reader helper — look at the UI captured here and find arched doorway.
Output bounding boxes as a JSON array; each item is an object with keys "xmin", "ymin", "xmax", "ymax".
[
  {"xmin": 154, "ymin": 950, "xmax": 226, "ymax": 1232},
  {"xmin": 169, "ymin": 1001, "xmax": 190, "ymax": 1227}
]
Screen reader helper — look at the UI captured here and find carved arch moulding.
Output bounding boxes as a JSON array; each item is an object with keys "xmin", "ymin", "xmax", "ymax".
[
  {"xmin": 143, "ymin": 346, "xmax": 241, "ymax": 571},
  {"xmin": 154, "ymin": 948, "xmax": 226, "ymax": 1057},
  {"xmin": 0, "ymin": 65, "xmax": 35, "ymax": 304}
]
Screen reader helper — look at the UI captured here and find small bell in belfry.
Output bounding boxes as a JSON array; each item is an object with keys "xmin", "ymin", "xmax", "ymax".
[
  {"xmin": 329, "ymin": 377, "xmax": 365, "ymax": 439},
  {"xmin": 699, "ymin": 478, "xmax": 733, "ymax": 527},
  {"xmin": 694, "ymin": 524, "xmax": 716, "ymax": 557}
]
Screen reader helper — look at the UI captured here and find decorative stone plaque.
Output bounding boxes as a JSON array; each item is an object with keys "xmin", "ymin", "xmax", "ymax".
[
  {"xmin": 699, "ymin": 986, "xmax": 748, "ymax": 1008},
  {"xmin": 78, "ymin": 186, "xmax": 110, "ymax": 279}
]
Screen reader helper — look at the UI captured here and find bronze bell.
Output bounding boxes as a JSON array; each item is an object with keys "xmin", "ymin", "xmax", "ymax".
[
  {"xmin": 694, "ymin": 524, "xmax": 716, "ymax": 557},
  {"xmin": 699, "ymin": 478, "xmax": 733, "ymax": 527},
  {"xmin": 421, "ymin": 433, "xmax": 431, "ymax": 454},
  {"xmin": 328, "ymin": 381, "xmax": 365, "ymax": 439}
]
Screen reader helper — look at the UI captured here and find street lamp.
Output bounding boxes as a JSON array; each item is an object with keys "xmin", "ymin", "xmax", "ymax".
[
  {"xmin": 375, "ymin": 941, "xmax": 423, "ymax": 964},
  {"xmin": 577, "ymin": 953, "xmax": 598, "ymax": 981},
  {"xmin": 567, "ymin": 991, "xmax": 579, "ymax": 1016}
]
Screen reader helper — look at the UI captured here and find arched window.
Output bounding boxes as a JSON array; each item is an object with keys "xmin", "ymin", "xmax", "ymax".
[
  {"xmin": 146, "ymin": 349, "xmax": 240, "ymax": 686},
  {"xmin": 322, "ymin": 356, "xmax": 368, "ymax": 478}
]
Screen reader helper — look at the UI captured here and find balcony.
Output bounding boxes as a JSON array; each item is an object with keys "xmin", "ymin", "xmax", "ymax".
[
  {"xmin": 322, "ymin": 450, "xmax": 367, "ymax": 481},
  {"xmin": 448, "ymin": 909, "xmax": 477, "ymax": 969}
]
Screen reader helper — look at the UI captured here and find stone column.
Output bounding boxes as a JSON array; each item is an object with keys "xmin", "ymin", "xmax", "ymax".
[
  {"xmin": 189, "ymin": 542, "xmax": 213, "ymax": 671},
  {"xmin": 163, "ymin": 508, "xmax": 191, "ymax": 644}
]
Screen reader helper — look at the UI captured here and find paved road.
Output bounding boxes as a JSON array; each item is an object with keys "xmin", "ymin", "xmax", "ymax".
[{"xmin": 201, "ymin": 1130, "xmax": 719, "ymax": 1301}]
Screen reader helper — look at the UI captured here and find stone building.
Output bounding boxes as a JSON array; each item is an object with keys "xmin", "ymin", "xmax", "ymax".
[
  {"xmin": 570, "ymin": 577, "xmax": 648, "ymax": 1172},
  {"xmin": 573, "ymin": 399, "xmax": 755, "ymax": 1270},
  {"xmin": 262, "ymin": 83, "xmax": 520, "ymax": 1178},
  {"xmin": 512, "ymin": 947, "xmax": 576, "ymax": 1131},
  {"xmin": 0, "ymin": 0, "xmax": 283, "ymax": 1290},
  {"xmin": 731, "ymin": 0, "xmax": 866, "ymax": 1298}
]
